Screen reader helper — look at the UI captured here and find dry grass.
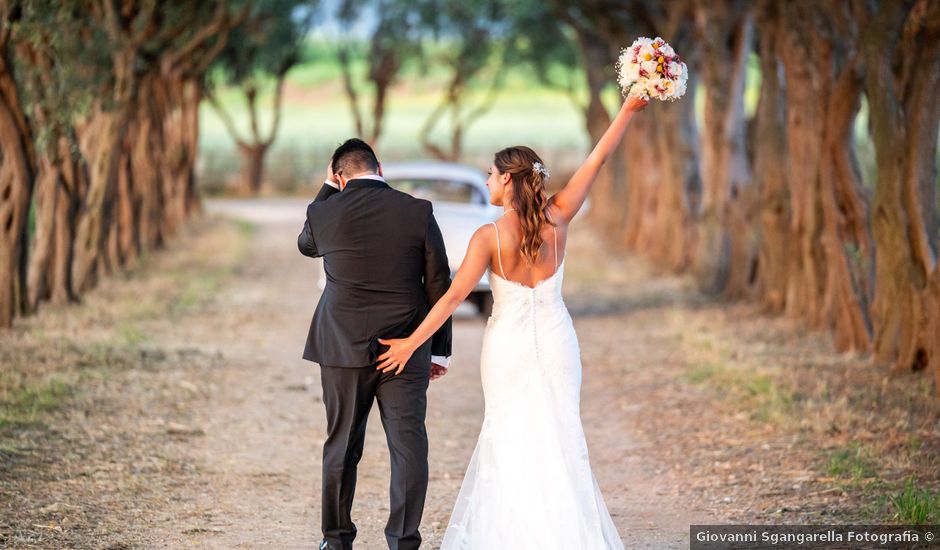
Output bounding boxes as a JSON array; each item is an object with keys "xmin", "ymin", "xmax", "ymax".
[{"xmin": 0, "ymin": 215, "xmax": 252, "ymax": 548}]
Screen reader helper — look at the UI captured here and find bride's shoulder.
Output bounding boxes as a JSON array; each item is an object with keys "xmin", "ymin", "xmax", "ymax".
[
  {"xmin": 474, "ymin": 221, "xmax": 508, "ymax": 248},
  {"xmin": 465, "ymin": 223, "xmax": 499, "ymax": 259},
  {"xmin": 472, "ymin": 221, "xmax": 498, "ymax": 241}
]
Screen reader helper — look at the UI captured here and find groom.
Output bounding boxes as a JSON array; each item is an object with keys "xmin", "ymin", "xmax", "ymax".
[{"xmin": 297, "ymin": 138, "xmax": 453, "ymax": 550}]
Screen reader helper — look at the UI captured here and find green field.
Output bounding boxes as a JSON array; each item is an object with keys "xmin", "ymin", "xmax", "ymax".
[{"xmin": 198, "ymin": 54, "xmax": 596, "ymax": 194}]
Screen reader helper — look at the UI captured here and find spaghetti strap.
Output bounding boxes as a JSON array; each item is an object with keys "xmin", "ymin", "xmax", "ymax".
[
  {"xmin": 491, "ymin": 222, "xmax": 506, "ymax": 278},
  {"xmin": 552, "ymin": 225, "xmax": 559, "ymax": 270}
]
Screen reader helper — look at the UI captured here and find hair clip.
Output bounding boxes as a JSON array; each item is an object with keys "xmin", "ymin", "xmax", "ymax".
[{"xmin": 532, "ymin": 162, "xmax": 550, "ymax": 180}]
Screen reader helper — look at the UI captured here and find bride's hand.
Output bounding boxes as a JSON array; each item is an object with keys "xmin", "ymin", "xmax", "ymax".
[
  {"xmin": 376, "ymin": 337, "xmax": 417, "ymax": 375},
  {"xmin": 623, "ymin": 96, "xmax": 649, "ymax": 112}
]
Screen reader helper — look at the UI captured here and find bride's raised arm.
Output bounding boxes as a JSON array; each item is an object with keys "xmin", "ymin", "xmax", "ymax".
[{"xmin": 548, "ymin": 96, "xmax": 648, "ymax": 225}]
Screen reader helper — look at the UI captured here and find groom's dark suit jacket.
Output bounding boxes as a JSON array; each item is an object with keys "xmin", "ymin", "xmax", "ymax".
[{"xmin": 297, "ymin": 178, "xmax": 452, "ymax": 367}]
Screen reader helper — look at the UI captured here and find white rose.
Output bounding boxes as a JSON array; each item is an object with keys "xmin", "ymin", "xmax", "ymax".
[
  {"xmin": 627, "ymin": 85, "xmax": 648, "ymax": 100},
  {"xmin": 668, "ymin": 61, "xmax": 682, "ymax": 77},
  {"xmin": 640, "ymin": 60, "xmax": 658, "ymax": 76},
  {"xmin": 660, "ymin": 44, "xmax": 676, "ymax": 57},
  {"xmin": 620, "ymin": 62, "xmax": 640, "ymax": 83}
]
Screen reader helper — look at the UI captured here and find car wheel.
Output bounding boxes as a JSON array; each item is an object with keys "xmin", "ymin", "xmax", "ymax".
[{"xmin": 475, "ymin": 292, "xmax": 494, "ymax": 317}]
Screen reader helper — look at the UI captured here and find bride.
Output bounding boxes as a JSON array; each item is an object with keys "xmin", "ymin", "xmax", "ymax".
[{"xmin": 376, "ymin": 95, "xmax": 648, "ymax": 548}]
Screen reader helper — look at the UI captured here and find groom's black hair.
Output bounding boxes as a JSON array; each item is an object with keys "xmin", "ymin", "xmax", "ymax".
[{"xmin": 331, "ymin": 138, "xmax": 379, "ymax": 177}]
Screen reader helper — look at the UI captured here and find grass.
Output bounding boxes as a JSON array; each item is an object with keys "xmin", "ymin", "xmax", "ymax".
[
  {"xmin": 888, "ymin": 476, "xmax": 940, "ymax": 524},
  {"xmin": 826, "ymin": 442, "xmax": 878, "ymax": 484},
  {"xmin": 119, "ymin": 322, "xmax": 146, "ymax": 346},
  {"xmin": 683, "ymin": 358, "xmax": 796, "ymax": 424},
  {"xmin": 0, "ymin": 376, "xmax": 73, "ymax": 432},
  {"xmin": 173, "ymin": 266, "xmax": 234, "ymax": 312}
]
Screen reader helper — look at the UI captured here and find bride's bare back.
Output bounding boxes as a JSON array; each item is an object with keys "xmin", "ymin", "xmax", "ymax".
[{"xmin": 488, "ymin": 209, "xmax": 567, "ymax": 288}]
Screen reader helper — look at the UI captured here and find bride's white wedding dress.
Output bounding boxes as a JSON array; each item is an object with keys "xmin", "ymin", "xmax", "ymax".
[{"xmin": 440, "ymin": 223, "xmax": 624, "ymax": 549}]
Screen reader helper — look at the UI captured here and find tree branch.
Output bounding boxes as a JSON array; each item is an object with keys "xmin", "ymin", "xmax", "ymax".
[
  {"xmin": 337, "ymin": 45, "xmax": 365, "ymax": 138},
  {"xmin": 206, "ymin": 90, "xmax": 248, "ymax": 148},
  {"xmin": 263, "ymin": 72, "xmax": 288, "ymax": 147}
]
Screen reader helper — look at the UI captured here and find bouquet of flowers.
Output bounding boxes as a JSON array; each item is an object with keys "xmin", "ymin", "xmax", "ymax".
[{"xmin": 617, "ymin": 37, "xmax": 688, "ymax": 101}]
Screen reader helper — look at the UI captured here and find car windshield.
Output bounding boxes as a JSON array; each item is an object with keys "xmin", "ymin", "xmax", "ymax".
[{"xmin": 387, "ymin": 178, "xmax": 482, "ymax": 204}]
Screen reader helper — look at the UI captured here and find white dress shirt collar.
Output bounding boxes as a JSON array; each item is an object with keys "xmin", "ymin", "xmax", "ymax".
[{"xmin": 324, "ymin": 173, "xmax": 386, "ymax": 189}]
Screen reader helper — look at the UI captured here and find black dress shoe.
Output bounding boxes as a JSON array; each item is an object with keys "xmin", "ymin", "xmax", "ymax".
[{"xmin": 319, "ymin": 541, "xmax": 339, "ymax": 550}]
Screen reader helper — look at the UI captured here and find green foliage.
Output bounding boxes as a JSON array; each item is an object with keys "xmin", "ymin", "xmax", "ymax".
[
  {"xmin": 499, "ymin": 0, "xmax": 580, "ymax": 91},
  {"xmin": 329, "ymin": 0, "xmax": 432, "ymax": 138},
  {"xmin": 7, "ymin": 1, "xmax": 250, "ymax": 155},
  {"xmin": 9, "ymin": 0, "xmax": 110, "ymax": 149},
  {"xmin": 889, "ymin": 476, "xmax": 940, "ymax": 524},
  {"xmin": 212, "ymin": 0, "xmax": 317, "ymax": 86}
]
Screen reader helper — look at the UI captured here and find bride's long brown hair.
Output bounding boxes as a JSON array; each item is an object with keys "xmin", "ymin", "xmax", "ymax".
[{"xmin": 493, "ymin": 146, "xmax": 555, "ymax": 265}]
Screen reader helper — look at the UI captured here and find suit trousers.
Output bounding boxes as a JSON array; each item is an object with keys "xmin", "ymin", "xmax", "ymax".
[{"xmin": 319, "ymin": 350, "xmax": 430, "ymax": 550}]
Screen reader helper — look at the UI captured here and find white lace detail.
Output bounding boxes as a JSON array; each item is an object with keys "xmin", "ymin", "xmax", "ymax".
[{"xmin": 439, "ymin": 255, "xmax": 624, "ymax": 549}]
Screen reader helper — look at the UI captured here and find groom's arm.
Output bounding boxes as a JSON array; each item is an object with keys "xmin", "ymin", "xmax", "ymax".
[
  {"xmin": 423, "ymin": 205, "xmax": 453, "ymax": 362},
  {"xmin": 297, "ymin": 182, "xmax": 341, "ymax": 258}
]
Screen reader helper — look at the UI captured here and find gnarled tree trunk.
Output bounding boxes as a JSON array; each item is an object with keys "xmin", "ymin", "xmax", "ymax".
[
  {"xmin": 0, "ymin": 52, "xmax": 35, "ymax": 327},
  {"xmin": 692, "ymin": 0, "xmax": 754, "ymax": 296},
  {"xmin": 752, "ymin": 1, "xmax": 790, "ymax": 313},
  {"xmin": 71, "ymin": 49, "xmax": 136, "ymax": 292},
  {"xmin": 863, "ymin": 0, "xmax": 940, "ymax": 384}
]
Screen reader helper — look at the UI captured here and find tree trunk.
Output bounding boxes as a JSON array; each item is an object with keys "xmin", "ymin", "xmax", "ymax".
[
  {"xmin": 182, "ymin": 80, "xmax": 203, "ymax": 218},
  {"xmin": 646, "ymin": 92, "xmax": 699, "ymax": 272},
  {"xmin": 817, "ymin": 28, "xmax": 874, "ymax": 352},
  {"xmin": 692, "ymin": 0, "xmax": 754, "ymax": 295},
  {"xmin": 779, "ymin": 4, "xmax": 828, "ymax": 328},
  {"xmin": 26, "ymin": 151, "xmax": 63, "ymax": 309},
  {"xmin": 621, "ymin": 112, "xmax": 663, "ymax": 254},
  {"xmin": 0, "ymin": 56, "xmax": 34, "ymax": 327},
  {"xmin": 576, "ymin": 34, "xmax": 620, "ymax": 232},
  {"xmin": 103, "ymin": 116, "xmax": 138, "ymax": 273},
  {"xmin": 238, "ymin": 142, "xmax": 269, "ymax": 196},
  {"xmin": 49, "ymin": 152, "xmax": 80, "ymax": 305},
  {"xmin": 863, "ymin": 0, "xmax": 940, "ymax": 382},
  {"xmin": 752, "ymin": 2, "xmax": 790, "ymax": 313},
  {"xmin": 71, "ymin": 49, "xmax": 136, "ymax": 292},
  {"xmin": 647, "ymin": 16, "xmax": 700, "ymax": 273}
]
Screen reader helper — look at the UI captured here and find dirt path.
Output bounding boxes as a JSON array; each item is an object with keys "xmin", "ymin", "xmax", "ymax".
[{"xmin": 6, "ymin": 198, "xmax": 934, "ymax": 549}]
